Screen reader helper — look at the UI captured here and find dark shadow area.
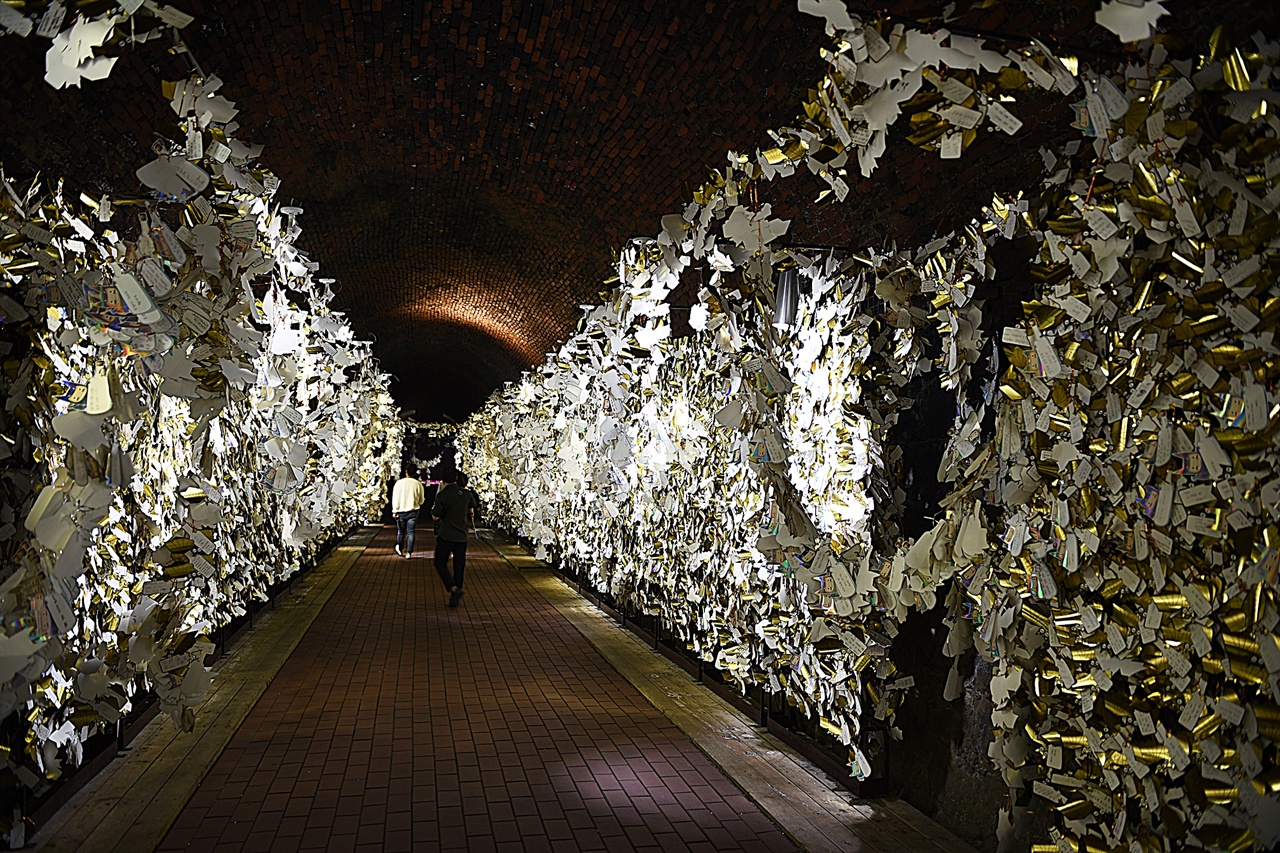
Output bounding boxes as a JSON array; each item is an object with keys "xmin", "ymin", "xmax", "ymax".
[{"xmin": 889, "ymin": 600, "xmax": 1007, "ymax": 852}]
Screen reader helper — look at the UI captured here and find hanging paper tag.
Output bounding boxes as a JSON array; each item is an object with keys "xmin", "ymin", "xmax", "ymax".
[
  {"xmin": 190, "ymin": 553, "xmax": 216, "ymax": 578},
  {"xmin": 986, "ymin": 101, "xmax": 1024, "ymax": 135},
  {"xmin": 110, "ymin": 263, "xmax": 162, "ymax": 324},
  {"xmin": 185, "ymin": 118, "xmax": 204, "ymax": 161},
  {"xmin": 137, "ymin": 257, "xmax": 173, "ymax": 298},
  {"xmin": 85, "ymin": 370, "xmax": 113, "ymax": 415},
  {"xmin": 940, "ymin": 132, "xmax": 962, "ymax": 159},
  {"xmin": 42, "ymin": 574, "xmax": 76, "ymax": 634},
  {"xmin": 1083, "ymin": 207, "xmax": 1118, "ymax": 239},
  {"xmin": 1032, "ymin": 332, "xmax": 1062, "ymax": 379},
  {"xmin": 35, "ymin": 1, "xmax": 65, "ymax": 38}
]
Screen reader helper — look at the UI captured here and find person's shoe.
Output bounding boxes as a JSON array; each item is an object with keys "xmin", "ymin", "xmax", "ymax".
[
  {"xmin": 394, "ymin": 544, "xmax": 402, "ymax": 555},
  {"xmin": 448, "ymin": 588, "xmax": 464, "ymax": 608},
  {"xmin": 404, "ymin": 552, "xmax": 412, "ymax": 559}
]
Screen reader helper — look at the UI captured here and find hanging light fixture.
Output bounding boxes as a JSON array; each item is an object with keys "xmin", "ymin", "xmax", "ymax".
[{"xmin": 773, "ymin": 267, "xmax": 799, "ymax": 329}]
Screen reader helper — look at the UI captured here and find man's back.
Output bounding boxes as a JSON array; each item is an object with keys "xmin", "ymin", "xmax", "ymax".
[
  {"xmin": 433, "ymin": 483, "xmax": 475, "ymax": 541},
  {"xmin": 392, "ymin": 476, "xmax": 424, "ymax": 513}
]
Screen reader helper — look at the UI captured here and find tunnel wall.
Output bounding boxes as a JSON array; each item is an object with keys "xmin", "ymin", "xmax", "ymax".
[{"xmin": 459, "ymin": 12, "xmax": 1280, "ymax": 853}]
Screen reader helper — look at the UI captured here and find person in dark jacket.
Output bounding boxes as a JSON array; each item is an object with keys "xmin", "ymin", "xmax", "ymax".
[{"xmin": 431, "ymin": 471, "xmax": 478, "ymax": 607}]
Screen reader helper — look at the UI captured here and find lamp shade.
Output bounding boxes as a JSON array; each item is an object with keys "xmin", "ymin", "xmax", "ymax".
[{"xmin": 773, "ymin": 267, "xmax": 799, "ymax": 328}]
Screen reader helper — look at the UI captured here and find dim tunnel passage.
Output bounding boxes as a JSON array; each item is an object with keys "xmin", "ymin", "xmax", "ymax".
[{"xmin": 155, "ymin": 527, "xmax": 795, "ymax": 853}]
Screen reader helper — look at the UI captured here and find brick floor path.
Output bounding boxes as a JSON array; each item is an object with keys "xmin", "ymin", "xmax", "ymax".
[{"xmin": 156, "ymin": 527, "xmax": 795, "ymax": 852}]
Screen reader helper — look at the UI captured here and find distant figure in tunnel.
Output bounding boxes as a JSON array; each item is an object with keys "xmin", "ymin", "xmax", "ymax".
[
  {"xmin": 432, "ymin": 471, "xmax": 478, "ymax": 607},
  {"xmin": 391, "ymin": 466, "xmax": 425, "ymax": 558}
]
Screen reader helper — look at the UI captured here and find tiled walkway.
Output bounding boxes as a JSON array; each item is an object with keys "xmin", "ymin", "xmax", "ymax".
[{"xmin": 156, "ymin": 527, "xmax": 795, "ymax": 852}]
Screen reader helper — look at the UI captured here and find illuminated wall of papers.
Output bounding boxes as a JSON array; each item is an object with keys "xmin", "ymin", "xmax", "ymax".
[
  {"xmin": 462, "ymin": 6, "xmax": 1280, "ymax": 852},
  {"xmin": 0, "ymin": 6, "xmax": 402, "ymax": 841},
  {"xmin": 406, "ymin": 422, "xmax": 457, "ymax": 476}
]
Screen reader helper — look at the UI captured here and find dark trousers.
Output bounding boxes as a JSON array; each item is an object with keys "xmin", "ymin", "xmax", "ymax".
[
  {"xmin": 395, "ymin": 511, "xmax": 417, "ymax": 554},
  {"xmin": 434, "ymin": 538, "xmax": 467, "ymax": 590}
]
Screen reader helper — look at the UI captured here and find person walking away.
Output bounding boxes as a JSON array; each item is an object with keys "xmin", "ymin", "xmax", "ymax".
[
  {"xmin": 391, "ymin": 467, "xmax": 425, "ymax": 558},
  {"xmin": 432, "ymin": 472, "xmax": 478, "ymax": 607}
]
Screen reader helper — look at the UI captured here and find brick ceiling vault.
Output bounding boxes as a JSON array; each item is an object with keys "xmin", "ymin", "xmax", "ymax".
[{"xmin": 0, "ymin": 0, "xmax": 1274, "ymax": 419}]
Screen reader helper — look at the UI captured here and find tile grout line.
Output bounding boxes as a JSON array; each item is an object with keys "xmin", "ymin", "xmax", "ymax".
[
  {"xmin": 107, "ymin": 533, "xmax": 373, "ymax": 853},
  {"xmin": 31, "ymin": 526, "xmax": 379, "ymax": 853},
  {"xmin": 515, "ymin": 566, "xmax": 842, "ymax": 853},
  {"xmin": 159, "ymin": 528, "xmax": 809, "ymax": 852},
  {"xmin": 490, "ymin": 537, "xmax": 977, "ymax": 853},
  {"xmin": 485, "ymin": 541, "xmax": 822, "ymax": 851}
]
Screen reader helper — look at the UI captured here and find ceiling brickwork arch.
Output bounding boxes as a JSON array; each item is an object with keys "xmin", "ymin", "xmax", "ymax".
[{"xmin": 1, "ymin": 0, "xmax": 1273, "ymax": 419}]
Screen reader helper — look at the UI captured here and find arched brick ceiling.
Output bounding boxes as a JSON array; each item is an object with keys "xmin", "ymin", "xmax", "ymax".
[{"xmin": 0, "ymin": 0, "xmax": 1274, "ymax": 419}]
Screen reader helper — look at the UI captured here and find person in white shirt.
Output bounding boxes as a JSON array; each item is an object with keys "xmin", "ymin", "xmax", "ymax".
[{"xmin": 391, "ymin": 467, "xmax": 426, "ymax": 558}]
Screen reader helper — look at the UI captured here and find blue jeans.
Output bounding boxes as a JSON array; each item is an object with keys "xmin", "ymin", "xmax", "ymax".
[{"xmin": 395, "ymin": 511, "xmax": 417, "ymax": 554}]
